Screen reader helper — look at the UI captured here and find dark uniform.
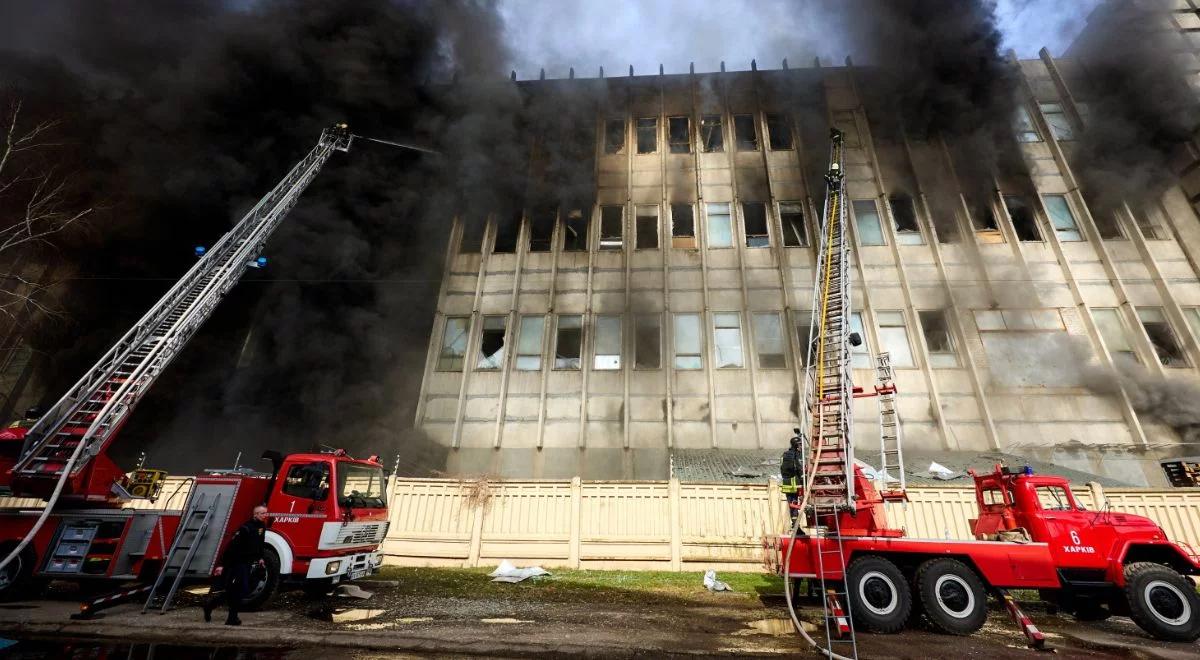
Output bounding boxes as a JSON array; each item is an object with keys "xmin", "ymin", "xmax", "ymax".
[
  {"xmin": 780, "ymin": 435, "xmax": 804, "ymax": 521},
  {"xmin": 204, "ymin": 516, "xmax": 267, "ymax": 625}
]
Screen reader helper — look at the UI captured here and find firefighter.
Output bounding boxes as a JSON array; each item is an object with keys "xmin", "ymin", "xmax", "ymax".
[
  {"xmin": 780, "ymin": 429, "xmax": 804, "ymax": 521},
  {"xmin": 203, "ymin": 504, "xmax": 269, "ymax": 625}
]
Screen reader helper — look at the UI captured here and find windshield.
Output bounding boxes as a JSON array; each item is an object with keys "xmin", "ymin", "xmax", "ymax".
[{"xmin": 337, "ymin": 463, "xmax": 386, "ymax": 509}]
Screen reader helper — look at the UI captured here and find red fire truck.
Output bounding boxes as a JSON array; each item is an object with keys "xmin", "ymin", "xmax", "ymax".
[
  {"xmin": 778, "ymin": 129, "xmax": 1200, "ymax": 657},
  {"xmin": 0, "ymin": 125, "xmax": 394, "ymax": 613}
]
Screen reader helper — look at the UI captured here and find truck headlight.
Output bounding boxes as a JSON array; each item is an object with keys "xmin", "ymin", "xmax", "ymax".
[{"xmin": 325, "ymin": 561, "xmax": 342, "ymax": 575}]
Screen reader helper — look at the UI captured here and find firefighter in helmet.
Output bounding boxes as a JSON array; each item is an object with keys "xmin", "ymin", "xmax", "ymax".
[{"xmin": 779, "ymin": 428, "xmax": 805, "ymax": 521}]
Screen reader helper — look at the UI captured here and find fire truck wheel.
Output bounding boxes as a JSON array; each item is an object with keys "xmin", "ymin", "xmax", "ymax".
[
  {"xmin": 0, "ymin": 544, "xmax": 44, "ymax": 602},
  {"xmin": 915, "ymin": 558, "xmax": 987, "ymax": 635},
  {"xmin": 845, "ymin": 556, "xmax": 911, "ymax": 633},
  {"xmin": 1123, "ymin": 562, "xmax": 1200, "ymax": 642},
  {"xmin": 239, "ymin": 546, "xmax": 280, "ymax": 612}
]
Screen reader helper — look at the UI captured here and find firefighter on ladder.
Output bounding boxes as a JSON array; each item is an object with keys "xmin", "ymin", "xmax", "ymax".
[
  {"xmin": 779, "ymin": 429, "xmax": 805, "ymax": 521},
  {"xmin": 203, "ymin": 505, "xmax": 269, "ymax": 625}
]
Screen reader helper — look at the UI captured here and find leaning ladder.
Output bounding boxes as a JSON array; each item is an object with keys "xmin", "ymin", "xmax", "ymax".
[
  {"xmin": 875, "ymin": 352, "xmax": 906, "ymax": 497},
  {"xmin": 142, "ymin": 492, "xmax": 220, "ymax": 613}
]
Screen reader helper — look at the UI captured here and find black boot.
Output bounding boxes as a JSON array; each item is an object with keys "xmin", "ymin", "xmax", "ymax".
[
  {"xmin": 225, "ymin": 616, "xmax": 242, "ymax": 626},
  {"xmin": 203, "ymin": 603, "xmax": 213, "ymax": 623}
]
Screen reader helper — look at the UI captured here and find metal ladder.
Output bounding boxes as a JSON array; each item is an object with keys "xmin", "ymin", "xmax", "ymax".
[
  {"xmin": 142, "ymin": 492, "xmax": 220, "ymax": 614},
  {"xmin": 12, "ymin": 126, "xmax": 352, "ymax": 493},
  {"xmin": 801, "ymin": 127, "xmax": 854, "ymax": 511},
  {"xmin": 875, "ymin": 352, "xmax": 906, "ymax": 497},
  {"xmin": 813, "ymin": 507, "xmax": 858, "ymax": 659}
]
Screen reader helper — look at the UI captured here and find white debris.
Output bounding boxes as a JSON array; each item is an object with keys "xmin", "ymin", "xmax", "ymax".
[
  {"xmin": 335, "ymin": 583, "xmax": 374, "ymax": 599},
  {"xmin": 488, "ymin": 560, "xmax": 550, "ymax": 583},
  {"xmin": 928, "ymin": 461, "xmax": 961, "ymax": 480},
  {"xmin": 703, "ymin": 570, "xmax": 731, "ymax": 592}
]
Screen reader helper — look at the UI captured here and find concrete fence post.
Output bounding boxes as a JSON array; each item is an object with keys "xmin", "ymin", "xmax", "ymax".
[
  {"xmin": 467, "ymin": 495, "xmax": 486, "ymax": 568},
  {"xmin": 569, "ymin": 476, "xmax": 582, "ymax": 568},
  {"xmin": 669, "ymin": 478, "xmax": 682, "ymax": 571}
]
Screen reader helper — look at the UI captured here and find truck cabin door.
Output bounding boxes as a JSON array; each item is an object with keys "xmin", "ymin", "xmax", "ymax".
[
  {"xmin": 267, "ymin": 460, "xmax": 333, "ymax": 559},
  {"xmin": 1030, "ymin": 483, "xmax": 1101, "ymax": 568}
]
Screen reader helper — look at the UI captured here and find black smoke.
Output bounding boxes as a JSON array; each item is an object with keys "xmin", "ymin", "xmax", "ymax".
[
  {"xmin": 0, "ymin": 0, "xmax": 535, "ymax": 475},
  {"xmin": 1068, "ymin": 0, "xmax": 1200, "ymax": 220}
]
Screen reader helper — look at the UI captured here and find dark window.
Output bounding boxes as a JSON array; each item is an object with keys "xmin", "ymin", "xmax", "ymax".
[
  {"xmin": 636, "ymin": 117, "xmax": 657, "ymax": 154},
  {"xmin": 477, "ymin": 316, "xmax": 507, "ymax": 369},
  {"xmin": 605, "ymin": 118, "xmax": 625, "ymax": 154},
  {"xmin": 890, "ymin": 196, "xmax": 918, "ymax": 232},
  {"xmin": 668, "ymin": 116, "xmax": 690, "ymax": 154},
  {"xmin": 1004, "ymin": 196, "xmax": 1042, "ymax": 241},
  {"xmin": 671, "ymin": 204, "xmax": 696, "ymax": 249},
  {"xmin": 636, "ymin": 206, "xmax": 659, "ymax": 249},
  {"xmin": 1139, "ymin": 308, "xmax": 1187, "ymax": 367},
  {"xmin": 562, "ymin": 209, "xmax": 588, "ymax": 251},
  {"xmin": 555, "ymin": 315, "xmax": 583, "ymax": 369},
  {"xmin": 634, "ymin": 314, "xmax": 661, "ymax": 369},
  {"xmin": 283, "ymin": 462, "xmax": 331, "ymax": 500},
  {"xmin": 972, "ymin": 200, "xmax": 999, "ymax": 231},
  {"xmin": 734, "ymin": 114, "xmax": 758, "ymax": 151},
  {"xmin": 701, "ymin": 114, "xmax": 724, "ymax": 152},
  {"xmin": 1081, "ymin": 189, "xmax": 1123, "ymax": 239},
  {"xmin": 600, "ymin": 206, "xmax": 623, "ymax": 250},
  {"xmin": 780, "ymin": 202, "xmax": 806, "ymax": 247},
  {"xmin": 493, "ymin": 213, "xmax": 520, "ymax": 253},
  {"xmin": 529, "ymin": 208, "xmax": 556, "ymax": 252},
  {"xmin": 743, "ymin": 202, "xmax": 769, "ymax": 247},
  {"xmin": 766, "ymin": 114, "xmax": 793, "ymax": 150},
  {"xmin": 459, "ymin": 215, "xmax": 485, "ymax": 253}
]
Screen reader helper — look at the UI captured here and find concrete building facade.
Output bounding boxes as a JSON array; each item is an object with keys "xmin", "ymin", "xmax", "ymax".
[{"xmin": 414, "ymin": 44, "xmax": 1200, "ymax": 486}]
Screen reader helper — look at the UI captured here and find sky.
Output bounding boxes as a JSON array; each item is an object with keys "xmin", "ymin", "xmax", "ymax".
[{"xmin": 498, "ymin": 0, "xmax": 1105, "ymax": 80}]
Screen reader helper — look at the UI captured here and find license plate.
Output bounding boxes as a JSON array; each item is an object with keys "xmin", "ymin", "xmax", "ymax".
[{"xmin": 348, "ymin": 567, "xmax": 368, "ymax": 580}]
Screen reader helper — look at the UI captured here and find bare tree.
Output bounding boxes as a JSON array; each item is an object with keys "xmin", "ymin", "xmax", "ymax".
[{"xmin": 0, "ymin": 97, "xmax": 91, "ymax": 324}]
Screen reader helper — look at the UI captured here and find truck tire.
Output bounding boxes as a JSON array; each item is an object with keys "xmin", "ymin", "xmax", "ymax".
[
  {"xmin": 845, "ymin": 555, "xmax": 911, "ymax": 633},
  {"xmin": 915, "ymin": 558, "xmax": 988, "ymax": 635},
  {"xmin": 1123, "ymin": 562, "xmax": 1200, "ymax": 642},
  {"xmin": 0, "ymin": 543, "xmax": 44, "ymax": 602},
  {"xmin": 239, "ymin": 546, "xmax": 280, "ymax": 612}
]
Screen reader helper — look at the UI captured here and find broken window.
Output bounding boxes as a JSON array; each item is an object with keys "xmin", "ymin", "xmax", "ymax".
[
  {"xmin": 529, "ymin": 207, "xmax": 556, "ymax": 252},
  {"xmin": 706, "ymin": 202, "xmax": 733, "ymax": 248},
  {"xmin": 713, "ymin": 313, "xmax": 744, "ymax": 368},
  {"xmin": 743, "ymin": 202, "xmax": 769, "ymax": 248},
  {"xmin": 918, "ymin": 310, "xmax": 958, "ymax": 367},
  {"xmin": 780, "ymin": 202, "xmax": 807, "ymax": 247},
  {"xmin": 753, "ymin": 312, "xmax": 786, "ymax": 369},
  {"xmin": 515, "ymin": 315, "xmax": 545, "ymax": 370},
  {"xmin": 634, "ymin": 314, "xmax": 662, "ymax": 369},
  {"xmin": 1092, "ymin": 308, "xmax": 1137, "ymax": 364},
  {"xmin": 795, "ymin": 310, "xmax": 816, "ymax": 366},
  {"xmin": 636, "ymin": 117, "xmax": 657, "ymax": 154},
  {"xmin": 554, "ymin": 315, "xmax": 583, "ymax": 369},
  {"xmin": 1039, "ymin": 103, "xmax": 1074, "ymax": 141},
  {"xmin": 1043, "ymin": 195, "xmax": 1082, "ymax": 242},
  {"xmin": 562, "ymin": 208, "xmax": 589, "ymax": 252},
  {"xmin": 635, "ymin": 205, "xmax": 659, "ymax": 249},
  {"xmin": 459, "ymin": 215, "xmax": 486, "ymax": 253},
  {"xmin": 971, "ymin": 199, "xmax": 1000, "ymax": 233},
  {"xmin": 605, "ymin": 118, "xmax": 626, "ymax": 154},
  {"xmin": 852, "ymin": 200, "xmax": 885, "ymax": 246},
  {"xmin": 876, "ymin": 311, "xmax": 914, "ymax": 367},
  {"xmin": 437, "ymin": 316, "xmax": 470, "ymax": 371},
  {"xmin": 766, "ymin": 114, "xmax": 793, "ymax": 150},
  {"xmin": 1134, "ymin": 204, "xmax": 1168, "ymax": 240},
  {"xmin": 671, "ymin": 204, "xmax": 696, "ymax": 249},
  {"xmin": 850, "ymin": 312, "xmax": 872, "ymax": 368},
  {"xmin": 701, "ymin": 114, "xmax": 724, "ymax": 152},
  {"xmin": 600, "ymin": 205, "xmax": 624, "ymax": 250},
  {"xmin": 668, "ymin": 116, "xmax": 691, "ymax": 154},
  {"xmin": 594, "ymin": 315, "xmax": 621, "ymax": 370},
  {"xmin": 477, "ymin": 316, "xmax": 507, "ymax": 370},
  {"xmin": 493, "ymin": 214, "xmax": 520, "ymax": 253},
  {"xmin": 1004, "ymin": 196, "xmax": 1041, "ymax": 241},
  {"xmin": 733, "ymin": 114, "xmax": 758, "ymax": 151},
  {"xmin": 889, "ymin": 195, "xmax": 922, "ymax": 245},
  {"xmin": 1082, "ymin": 192, "xmax": 1123, "ymax": 239},
  {"xmin": 673, "ymin": 313, "xmax": 703, "ymax": 369},
  {"xmin": 1014, "ymin": 105, "xmax": 1041, "ymax": 142},
  {"xmin": 1138, "ymin": 307, "xmax": 1187, "ymax": 367}
]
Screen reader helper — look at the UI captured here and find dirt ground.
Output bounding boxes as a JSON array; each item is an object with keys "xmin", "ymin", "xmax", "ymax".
[{"xmin": 0, "ymin": 567, "xmax": 1197, "ymax": 659}]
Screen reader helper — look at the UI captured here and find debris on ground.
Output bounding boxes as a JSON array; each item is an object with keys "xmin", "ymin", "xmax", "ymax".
[
  {"xmin": 703, "ymin": 570, "xmax": 731, "ymax": 592},
  {"xmin": 489, "ymin": 560, "xmax": 550, "ymax": 583},
  {"xmin": 335, "ymin": 584, "xmax": 373, "ymax": 599}
]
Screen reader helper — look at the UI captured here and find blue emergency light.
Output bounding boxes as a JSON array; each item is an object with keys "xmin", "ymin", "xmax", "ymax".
[
  {"xmin": 194, "ymin": 246, "xmax": 206, "ymax": 257},
  {"xmin": 1023, "ymin": 465, "xmax": 1034, "ymax": 476},
  {"xmin": 247, "ymin": 256, "xmax": 268, "ymax": 269}
]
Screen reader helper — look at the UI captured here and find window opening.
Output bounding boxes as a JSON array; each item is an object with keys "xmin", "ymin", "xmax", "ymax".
[
  {"xmin": 636, "ymin": 205, "xmax": 659, "ymax": 249},
  {"xmin": 459, "ymin": 215, "xmax": 485, "ymax": 253},
  {"xmin": 605, "ymin": 118, "xmax": 626, "ymax": 154},
  {"xmin": 1138, "ymin": 307, "xmax": 1187, "ymax": 367},
  {"xmin": 766, "ymin": 114, "xmax": 793, "ymax": 150},
  {"xmin": 780, "ymin": 202, "xmax": 807, "ymax": 247},
  {"xmin": 743, "ymin": 202, "xmax": 769, "ymax": 248},
  {"xmin": 918, "ymin": 310, "xmax": 958, "ymax": 367},
  {"xmin": 562, "ymin": 208, "xmax": 589, "ymax": 251},
  {"xmin": 668, "ymin": 116, "xmax": 691, "ymax": 154},
  {"xmin": 889, "ymin": 195, "xmax": 923, "ymax": 245},
  {"xmin": 671, "ymin": 204, "xmax": 696, "ymax": 249},
  {"xmin": 600, "ymin": 205, "xmax": 623, "ymax": 250},
  {"xmin": 477, "ymin": 316, "xmax": 507, "ymax": 370},
  {"xmin": 701, "ymin": 114, "xmax": 724, "ymax": 152},
  {"xmin": 734, "ymin": 114, "xmax": 758, "ymax": 151},
  {"xmin": 529, "ymin": 207, "xmax": 556, "ymax": 252},
  {"xmin": 555, "ymin": 315, "xmax": 583, "ymax": 369},
  {"xmin": 636, "ymin": 117, "xmax": 657, "ymax": 154},
  {"xmin": 1004, "ymin": 195, "xmax": 1042, "ymax": 241}
]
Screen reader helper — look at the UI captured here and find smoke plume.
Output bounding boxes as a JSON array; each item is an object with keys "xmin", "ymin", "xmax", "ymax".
[
  {"xmin": 0, "ymin": 0, "xmax": 539, "ymax": 474},
  {"xmin": 1067, "ymin": 0, "xmax": 1200, "ymax": 221}
]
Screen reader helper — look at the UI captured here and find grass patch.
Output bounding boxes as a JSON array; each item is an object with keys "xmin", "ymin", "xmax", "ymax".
[{"xmin": 376, "ymin": 566, "xmax": 784, "ymax": 604}]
